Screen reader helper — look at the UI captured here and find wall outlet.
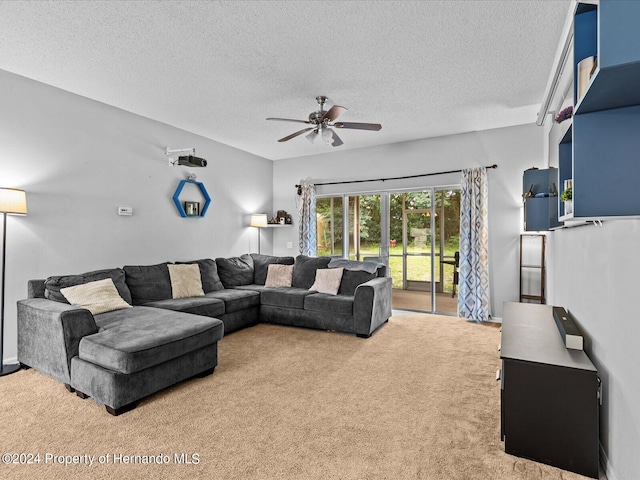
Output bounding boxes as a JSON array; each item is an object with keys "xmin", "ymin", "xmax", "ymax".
[
  {"xmin": 118, "ymin": 206, "xmax": 133, "ymax": 216},
  {"xmin": 286, "ymin": 242, "xmax": 293, "ymax": 249}
]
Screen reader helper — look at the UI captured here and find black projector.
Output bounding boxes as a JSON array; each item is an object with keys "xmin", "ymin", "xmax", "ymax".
[{"xmin": 177, "ymin": 155, "xmax": 207, "ymax": 167}]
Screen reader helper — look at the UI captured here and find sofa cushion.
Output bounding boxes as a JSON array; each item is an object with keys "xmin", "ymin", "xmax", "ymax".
[
  {"xmin": 304, "ymin": 293, "xmax": 354, "ymax": 316},
  {"xmin": 176, "ymin": 259, "xmax": 223, "ymax": 293},
  {"xmin": 216, "ymin": 254, "xmax": 254, "ymax": 287},
  {"xmin": 339, "ymin": 270, "xmax": 378, "ymax": 296},
  {"xmin": 205, "ymin": 289, "xmax": 260, "ymax": 314},
  {"xmin": 168, "ymin": 264, "xmax": 205, "ymax": 299},
  {"xmin": 78, "ymin": 306, "xmax": 223, "ymax": 374},
  {"xmin": 44, "ymin": 268, "xmax": 132, "ymax": 305},
  {"xmin": 123, "ymin": 263, "xmax": 172, "ymax": 305},
  {"xmin": 260, "ymin": 287, "xmax": 314, "ymax": 309},
  {"xmin": 60, "ymin": 278, "xmax": 132, "ymax": 315},
  {"xmin": 265, "ymin": 264, "xmax": 294, "ymax": 288},
  {"xmin": 309, "ymin": 267, "xmax": 343, "ymax": 295},
  {"xmin": 142, "ymin": 296, "xmax": 225, "ymax": 318},
  {"xmin": 250, "ymin": 254, "xmax": 295, "ymax": 285},
  {"xmin": 292, "ymin": 255, "xmax": 331, "ymax": 289},
  {"xmin": 94, "ymin": 305, "xmax": 145, "ymax": 330},
  {"xmin": 233, "ymin": 284, "xmax": 269, "ymax": 293}
]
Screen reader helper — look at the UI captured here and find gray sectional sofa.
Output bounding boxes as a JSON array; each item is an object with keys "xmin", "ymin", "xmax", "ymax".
[{"xmin": 17, "ymin": 254, "xmax": 392, "ymax": 415}]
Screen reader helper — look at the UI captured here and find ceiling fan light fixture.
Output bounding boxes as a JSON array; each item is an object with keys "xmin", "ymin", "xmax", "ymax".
[
  {"xmin": 321, "ymin": 127, "xmax": 333, "ymax": 144},
  {"xmin": 306, "ymin": 129, "xmax": 318, "ymax": 144}
]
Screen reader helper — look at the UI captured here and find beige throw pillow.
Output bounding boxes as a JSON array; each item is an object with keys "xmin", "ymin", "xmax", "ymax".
[
  {"xmin": 265, "ymin": 264, "xmax": 293, "ymax": 288},
  {"xmin": 309, "ymin": 268, "xmax": 344, "ymax": 295},
  {"xmin": 168, "ymin": 263, "xmax": 205, "ymax": 299},
  {"xmin": 60, "ymin": 278, "xmax": 132, "ymax": 315}
]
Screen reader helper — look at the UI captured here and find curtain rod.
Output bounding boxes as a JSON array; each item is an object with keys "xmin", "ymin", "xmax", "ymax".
[{"xmin": 295, "ymin": 164, "xmax": 497, "ymax": 191}]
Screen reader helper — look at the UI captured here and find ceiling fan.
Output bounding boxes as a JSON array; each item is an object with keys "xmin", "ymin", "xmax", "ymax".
[{"xmin": 266, "ymin": 96, "xmax": 382, "ymax": 147}]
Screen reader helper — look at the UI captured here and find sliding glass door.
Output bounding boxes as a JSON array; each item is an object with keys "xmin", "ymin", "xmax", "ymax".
[
  {"xmin": 434, "ymin": 189, "xmax": 461, "ymax": 314},
  {"xmin": 316, "ymin": 197, "xmax": 343, "ymax": 257},
  {"xmin": 348, "ymin": 194, "xmax": 385, "ymax": 262},
  {"xmin": 316, "ymin": 187, "xmax": 459, "ymax": 315}
]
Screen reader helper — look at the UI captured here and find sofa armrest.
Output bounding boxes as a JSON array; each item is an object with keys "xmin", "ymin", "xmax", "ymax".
[
  {"xmin": 28, "ymin": 279, "xmax": 46, "ymax": 299},
  {"xmin": 17, "ymin": 298, "xmax": 98, "ymax": 384},
  {"xmin": 353, "ymin": 277, "xmax": 392, "ymax": 337}
]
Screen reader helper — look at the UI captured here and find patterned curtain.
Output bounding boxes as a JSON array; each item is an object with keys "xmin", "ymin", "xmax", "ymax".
[
  {"xmin": 297, "ymin": 181, "xmax": 317, "ymax": 256},
  {"xmin": 458, "ymin": 167, "xmax": 491, "ymax": 322}
]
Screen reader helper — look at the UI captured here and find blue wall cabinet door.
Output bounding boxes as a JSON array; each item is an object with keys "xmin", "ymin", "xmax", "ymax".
[{"xmin": 172, "ymin": 179, "xmax": 211, "ymax": 218}]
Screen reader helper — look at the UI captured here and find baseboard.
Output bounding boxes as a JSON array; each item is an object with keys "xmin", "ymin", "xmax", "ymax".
[
  {"xmin": 4, "ymin": 356, "xmax": 18, "ymax": 365},
  {"xmin": 487, "ymin": 317, "xmax": 502, "ymax": 324},
  {"xmin": 600, "ymin": 442, "xmax": 617, "ymax": 480}
]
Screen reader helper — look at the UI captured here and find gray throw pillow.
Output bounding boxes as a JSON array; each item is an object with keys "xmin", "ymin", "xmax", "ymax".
[
  {"xmin": 292, "ymin": 255, "xmax": 331, "ymax": 289},
  {"xmin": 216, "ymin": 254, "xmax": 254, "ymax": 287},
  {"xmin": 44, "ymin": 268, "xmax": 132, "ymax": 305},
  {"xmin": 338, "ymin": 270, "xmax": 377, "ymax": 296},
  {"xmin": 250, "ymin": 253, "xmax": 295, "ymax": 285},
  {"xmin": 123, "ymin": 263, "xmax": 172, "ymax": 305}
]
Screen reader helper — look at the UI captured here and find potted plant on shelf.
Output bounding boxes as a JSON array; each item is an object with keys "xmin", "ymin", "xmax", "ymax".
[{"xmin": 561, "ymin": 186, "xmax": 573, "ymax": 215}]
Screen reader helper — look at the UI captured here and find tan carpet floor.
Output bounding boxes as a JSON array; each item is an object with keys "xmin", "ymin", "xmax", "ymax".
[{"xmin": 0, "ymin": 311, "xmax": 593, "ymax": 480}]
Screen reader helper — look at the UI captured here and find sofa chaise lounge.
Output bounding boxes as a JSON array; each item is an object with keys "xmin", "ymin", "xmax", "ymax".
[{"xmin": 17, "ymin": 254, "xmax": 392, "ymax": 415}]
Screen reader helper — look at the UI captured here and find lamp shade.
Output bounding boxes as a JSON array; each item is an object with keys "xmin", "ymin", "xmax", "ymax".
[
  {"xmin": 0, "ymin": 188, "xmax": 27, "ymax": 215},
  {"xmin": 250, "ymin": 213, "xmax": 268, "ymax": 227}
]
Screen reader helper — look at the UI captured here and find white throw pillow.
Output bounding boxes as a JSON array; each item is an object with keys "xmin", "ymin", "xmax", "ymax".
[
  {"xmin": 265, "ymin": 264, "xmax": 294, "ymax": 288},
  {"xmin": 168, "ymin": 263, "xmax": 205, "ymax": 299},
  {"xmin": 309, "ymin": 268, "xmax": 344, "ymax": 296},
  {"xmin": 61, "ymin": 278, "xmax": 132, "ymax": 315}
]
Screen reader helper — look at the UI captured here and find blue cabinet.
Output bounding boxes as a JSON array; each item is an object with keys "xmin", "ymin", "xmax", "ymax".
[
  {"xmin": 559, "ymin": 1, "xmax": 640, "ymax": 220},
  {"xmin": 558, "ymin": 126, "xmax": 572, "ymax": 219},
  {"xmin": 576, "ymin": 1, "xmax": 640, "ymax": 114},
  {"xmin": 523, "ymin": 168, "xmax": 560, "ymax": 231}
]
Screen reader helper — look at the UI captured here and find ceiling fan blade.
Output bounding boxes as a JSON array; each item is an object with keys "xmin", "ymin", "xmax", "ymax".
[
  {"xmin": 330, "ymin": 129, "xmax": 344, "ymax": 147},
  {"xmin": 322, "ymin": 105, "xmax": 347, "ymax": 122},
  {"xmin": 267, "ymin": 117, "xmax": 311, "ymax": 124},
  {"xmin": 333, "ymin": 122, "xmax": 382, "ymax": 131},
  {"xmin": 278, "ymin": 127, "xmax": 315, "ymax": 142}
]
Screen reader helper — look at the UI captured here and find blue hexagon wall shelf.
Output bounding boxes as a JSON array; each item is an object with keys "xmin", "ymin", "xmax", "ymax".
[{"xmin": 172, "ymin": 179, "xmax": 211, "ymax": 218}]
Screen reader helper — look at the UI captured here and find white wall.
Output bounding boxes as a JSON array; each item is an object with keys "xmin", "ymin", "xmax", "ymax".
[
  {"xmin": 272, "ymin": 123, "xmax": 545, "ymax": 319},
  {"xmin": 549, "ymin": 220, "xmax": 640, "ymax": 480},
  {"xmin": 1, "ymin": 69, "xmax": 273, "ymax": 361}
]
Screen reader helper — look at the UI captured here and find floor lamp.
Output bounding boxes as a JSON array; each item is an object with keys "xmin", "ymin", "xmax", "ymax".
[
  {"xmin": 0, "ymin": 188, "xmax": 27, "ymax": 377},
  {"xmin": 250, "ymin": 214, "xmax": 268, "ymax": 254}
]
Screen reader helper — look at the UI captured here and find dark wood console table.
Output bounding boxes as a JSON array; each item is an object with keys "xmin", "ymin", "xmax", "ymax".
[{"xmin": 500, "ymin": 302, "xmax": 599, "ymax": 478}]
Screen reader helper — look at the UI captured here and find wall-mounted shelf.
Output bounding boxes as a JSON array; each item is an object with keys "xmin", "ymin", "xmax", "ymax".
[
  {"xmin": 523, "ymin": 168, "xmax": 560, "ymax": 231},
  {"xmin": 575, "ymin": 1, "xmax": 640, "ymax": 114},
  {"xmin": 266, "ymin": 224, "xmax": 292, "ymax": 228},
  {"xmin": 172, "ymin": 179, "xmax": 211, "ymax": 218},
  {"xmin": 555, "ymin": 1, "xmax": 640, "ymax": 221}
]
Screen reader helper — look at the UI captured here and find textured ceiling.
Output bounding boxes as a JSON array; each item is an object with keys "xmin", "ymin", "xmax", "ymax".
[{"xmin": 0, "ymin": 0, "xmax": 570, "ymax": 160}]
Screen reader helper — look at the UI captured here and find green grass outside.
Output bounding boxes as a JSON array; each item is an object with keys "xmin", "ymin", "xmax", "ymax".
[{"xmin": 318, "ymin": 240, "xmax": 459, "ymax": 289}]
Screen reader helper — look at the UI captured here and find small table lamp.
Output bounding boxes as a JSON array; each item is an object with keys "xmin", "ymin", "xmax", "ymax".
[
  {"xmin": 250, "ymin": 213, "xmax": 268, "ymax": 254},
  {"xmin": 0, "ymin": 188, "xmax": 27, "ymax": 376}
]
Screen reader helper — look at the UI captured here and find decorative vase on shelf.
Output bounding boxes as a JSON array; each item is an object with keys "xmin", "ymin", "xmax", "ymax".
[
  {"xmin": 578, "ymin": 56, "xmax": 597, "ymax": 102},
  {"xmin": 564, "ymin": 200, "xmax": 573, "ymax": 216}
]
